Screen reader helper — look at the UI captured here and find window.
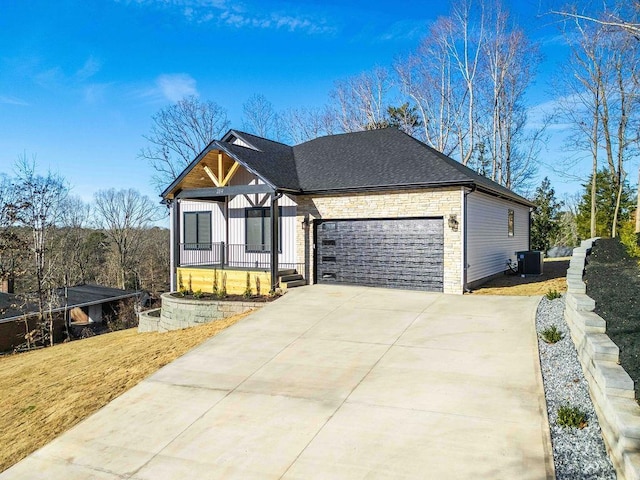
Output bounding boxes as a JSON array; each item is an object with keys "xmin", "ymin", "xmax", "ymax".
[
  {"xmin": 245, "ymin": 207, "xmax": 281, "ymax": 252},
  {"xmin": 508, "ymin": 209, "xmax": 514, "ymax": 237},
  {"xmin": 184, "ymin": 212, "xmax": 212, "ymax": 250}
]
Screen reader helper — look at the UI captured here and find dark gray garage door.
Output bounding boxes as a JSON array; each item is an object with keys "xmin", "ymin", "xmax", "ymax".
[{"xmin": 315, "ymin": 218, "xmax": 444, "ymax": 292}]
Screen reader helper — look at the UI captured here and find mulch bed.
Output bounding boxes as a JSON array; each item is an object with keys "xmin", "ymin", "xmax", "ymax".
[
  {"xmin": 584, "ymin": 238, "xmax": 640, "ymax": 401},
  {"xmin": 170, "ymin": 292, "xmax": 279, "ymax": 303}
]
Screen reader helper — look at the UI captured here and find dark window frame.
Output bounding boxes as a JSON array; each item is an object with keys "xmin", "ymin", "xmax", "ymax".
[
  {"xmin": 245, "ymin": 207, "xmax": 282, "ymax": 253},
  {"xmin": 183, "ymin": 211, "xmax": 212, "ymax": 250},
  {"xmin": 507, "ymin": 209, "xmax": 515, "ymax": 237}
]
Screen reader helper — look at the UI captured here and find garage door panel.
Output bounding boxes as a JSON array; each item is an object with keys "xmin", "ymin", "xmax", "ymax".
[{"xmin": 316, "ymin": 218, "xmax": 444, "ymax": 292}]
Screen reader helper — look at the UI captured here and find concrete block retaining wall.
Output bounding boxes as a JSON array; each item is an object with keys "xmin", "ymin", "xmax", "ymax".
[
  {"xmin": 565, "ymin": 238, "xmax": 640, "ymax": 480},
  {"xmin": 138, "ymin": 293, "xmax": 265, "ymax": 333}
]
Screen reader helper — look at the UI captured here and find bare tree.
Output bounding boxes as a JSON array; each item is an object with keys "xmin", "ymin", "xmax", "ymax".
[
  {"xmin": 278, "ymin": 106, "xmax": 339, "ymax": 143},
  {"xmin": 0, "ymin": 174, "xmax": 24, "ymax": 287},
  {"xmin": 329, "ymin": 67, "xmax": 393, "ymax": 132},
  {"xmin": 139, "ymin": 96, "xmax": 230, "ymax": 191},
  {"xmin": 480, "ymin": 2, "xmax": 544, "ymax": 190},
  {"xmin": 93, "ymin": 189, "xmax": 162, "ymax": 289},
  {"xmin": 550, "ymin": 2, "xmax": 640, "ymax": 38},
  {"xmin": 554, "ymin": 12, "xmax": 640, "ymax": 237},
  {"xmin": 13, "ymin": 155, "xmax": 68, "ymax": 346},
  {"xmin": 242, "ymin": 94, "xmax": 278, "ymax": 138},
  {"xmin": 396, "ymin": 0, "xmax": 541, "ymax": 190}
]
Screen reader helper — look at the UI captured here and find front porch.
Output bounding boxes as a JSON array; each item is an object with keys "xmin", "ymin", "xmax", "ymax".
[{"xmin": 176, "ymin": 241, "xmax": 305, "ymax": 295}]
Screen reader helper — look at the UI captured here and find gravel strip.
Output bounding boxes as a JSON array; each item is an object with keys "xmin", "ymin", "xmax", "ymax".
[{"xmin": 536, "ymin": 296, "xmax": 616, "ymax": 479}]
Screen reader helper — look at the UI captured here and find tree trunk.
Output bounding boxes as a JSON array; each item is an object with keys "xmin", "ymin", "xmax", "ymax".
[{"xmin": 636, "ymin": 167, "xmax": 640, "ymax": 234}]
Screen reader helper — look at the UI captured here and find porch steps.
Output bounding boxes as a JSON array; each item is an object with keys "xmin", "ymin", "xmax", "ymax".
[{"xmin": 277, "ymin": 270, "xmax": 306, "ymax": 289}]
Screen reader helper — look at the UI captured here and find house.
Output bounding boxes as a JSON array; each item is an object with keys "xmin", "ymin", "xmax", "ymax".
[
  {"xmin": 0, "ymin": 284, "xmax": 140, "ymax": 351},
  {"xmin": 161, "ymin": 127, "xmax": 534, "ymax": 295}
]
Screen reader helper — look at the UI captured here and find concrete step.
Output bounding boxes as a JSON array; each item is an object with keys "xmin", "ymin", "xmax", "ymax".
[
  {"xmin": 283, "ymin": 279, "xmax": 306, "ymax": 288},
  {"xmin": 280, "ymin": 273, "xmax": 303, "ymax": 283},
  {"xmin": 278, "ymin": 269, "xmax": 297, "ymax": 277}
]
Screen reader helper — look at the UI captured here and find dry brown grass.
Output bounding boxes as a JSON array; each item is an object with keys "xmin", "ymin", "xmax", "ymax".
[
  {"xmin": 470, "ymin": 257, "xmax": 569, "ymax": 296},
  {"xmin": 0, "ymin": 312, "xmax": 249, "ymax": 473}
]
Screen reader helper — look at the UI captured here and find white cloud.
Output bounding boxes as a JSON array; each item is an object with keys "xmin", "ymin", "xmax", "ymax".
[
  {"xmin": 0, "ymin": 95, "xmax": 29, "ymax": 106},
  {"xmin": 119, "ymin": 0, "xmax": 335, "ymax": 34},
  {"xmin": 76, "ymin": 55, "xmax": 102, "ymax": 81},
  {"xmin": 156, "ymin": 73, "xmax": 199, "ymax": 102}
]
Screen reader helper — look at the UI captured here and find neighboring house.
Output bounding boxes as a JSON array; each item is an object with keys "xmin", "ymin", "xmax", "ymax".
[
  {"xmin": 162, "ymin": 127, "xmax": 534, "ymax": 295},
  {"xmin": 0, "ymin": 284, "xmax": 140, "ymax": 351}
]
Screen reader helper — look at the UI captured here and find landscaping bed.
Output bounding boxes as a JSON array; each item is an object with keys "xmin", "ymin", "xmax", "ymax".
[
  {"xmin": 171, "ymin": 292, "xmax": 279, "ymax": 302},
  {"xmin": 584, "ymin": 238, "xmax": 640, "ymax": 401}
]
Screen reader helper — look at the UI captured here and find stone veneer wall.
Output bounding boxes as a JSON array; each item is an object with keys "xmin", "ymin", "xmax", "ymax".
[
  {"xmin": 295, "ymin": 188, "xmax": 463, "ymax": 294},
  {"xmin": 565, "ymin": 238, "xmax": 640, "ymax": 480},
  {"xmin": 138, "ymin": 293, "xmax": 265, "ymax": 333}
]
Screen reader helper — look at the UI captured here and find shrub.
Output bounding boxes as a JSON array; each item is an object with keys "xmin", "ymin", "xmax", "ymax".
[
  {"xmin": 540, "ymin": 325, "xmax": 563, "ymax": 344},
  {"xmin": 619, "ymin": 220, "xmax": 640, "ymax": 261},
  {"xmin": 557, "ymin": 404, "xmax": 587, "ymax": 429},
  {"xmin": 255, "ymin": 275, "xmax": 261, "ymax": 296},
  {"xmin": 192, "ymin": 289, "xmax": 203, "ymax": 299},
  {"xmin": 243, "ymin": 272, "xmax": 252, "ymax": 298},
  {"xmin": 219, "ymin": 273, "xmax": 227, "ymax": 298},
  {"xmin": 105, "ymin": 299, "xmax": 138, "ymax": 332},
  {"xmin": 545, "ymin": 289, "xmax": 562, "ymax": 300},
  {"xmin": 212, "ymin": 269, "xmax": 219, "ymax": 295}
]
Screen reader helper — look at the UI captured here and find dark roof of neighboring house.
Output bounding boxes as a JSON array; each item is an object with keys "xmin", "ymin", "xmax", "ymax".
[
  {"xmin": 163, "ymin": 127, "xmax": 533, "ymax": 207},
  {"xmin": 0, "ymin": 284, "xmax": 139, "ymax": 322}
]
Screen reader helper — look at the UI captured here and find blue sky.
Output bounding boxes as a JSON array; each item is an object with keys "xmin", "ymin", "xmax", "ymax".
[{"xmin": 0, "ymin": 0, "xmax": 600, "ymax": 208}]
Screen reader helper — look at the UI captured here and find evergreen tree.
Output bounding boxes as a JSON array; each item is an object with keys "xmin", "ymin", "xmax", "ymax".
[
  {"xmin": 530, "ymin": 177, "xmax": 562, "ymax": 252},
  {"xmin": 576, "ymin": 169, "xmax": 634, "ymax": 239}
]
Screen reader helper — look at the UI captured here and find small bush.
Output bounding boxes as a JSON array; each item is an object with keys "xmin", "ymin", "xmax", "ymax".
[
  {"xmin": 545, "ymin": 289, "xmax": 562, "ymax": 300},
  {"xmin": 218, "ymin": 273, "xmax": 227, "ymax": 298},
  {"xmin": 212, "ymin": 269, "xmax": 219, "ymax": 295},
  {"xmin": 192, "ymin": 289, "xmax": 203, "ymax": 299},
  {"xmin": 255, "ymin": 276, "xmax": 261, "ymax": 296},
  {"xmin": 540, "ymin": 325, "xmax": 563, "ymax": 344},
  {"xmin": 243, "ymin": 272, "xmax": 252, "ymax": 298},
  {"xmin": 619, "ymin": 220, "xmax": 640, "ymax": 261},
  {"xmin": 557, "ymin": 404, "xmax": 587, "ymax": 429},
  {"xmin": 105, "ymin": 299, "xmax": 138, "ymax": 332}
]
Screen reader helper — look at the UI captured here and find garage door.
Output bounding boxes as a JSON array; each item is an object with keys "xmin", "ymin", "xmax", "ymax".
[{"xmin": 315, "ymin": 218, "xmax": 444, "ymax": 292}]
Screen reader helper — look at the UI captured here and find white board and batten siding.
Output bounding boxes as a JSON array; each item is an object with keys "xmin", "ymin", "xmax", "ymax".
[
  {"xmin": 179, "ymin": 167, "xmax": 298, "ymax": 266},
  {"xmin": 466, "ymin": 191, "xmax": 530, "ymax": 284}
]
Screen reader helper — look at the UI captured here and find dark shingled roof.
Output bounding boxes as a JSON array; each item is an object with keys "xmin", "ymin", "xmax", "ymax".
[
  {"xmin": 0, "ymin": 284, "xmax": 139, "ymax": 322},
  {"xmin": 217, "ymin": 139, "xmax": 300, "ymax": 191},
  {"xmin": 164, "ymin": 127, "xmax": 533, "ymax": 207}
]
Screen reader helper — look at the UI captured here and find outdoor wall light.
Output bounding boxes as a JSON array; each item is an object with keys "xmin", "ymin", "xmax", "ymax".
[
  {"xmin": 301, "ymin": 215, "xmax": 310, "ymax": 229},
  {"xmin": 448, "ymin": 214, "xmax": 459, "ymax": 231}
]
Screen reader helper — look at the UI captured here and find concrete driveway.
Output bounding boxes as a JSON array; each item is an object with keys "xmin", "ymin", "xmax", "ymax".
[{"xmin": 2, "ymin": 285, "xmax": 554, "ymax": 479}]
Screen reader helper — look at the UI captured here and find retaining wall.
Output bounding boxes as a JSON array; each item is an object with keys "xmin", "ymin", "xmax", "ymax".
[
  {"xmin": 138, "ymin": 293, "xmax": 266, "ymax": 333},
  {"xmin": 565, "ymin": 238, "xmax": 640, "ymax": 480}
]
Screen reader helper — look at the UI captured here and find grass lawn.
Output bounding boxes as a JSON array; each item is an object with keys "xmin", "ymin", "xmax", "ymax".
[
  {"xmin": 0, "ymin": 311, "xmax": 249, "ymax": 473},
  {"xmin": 470, "ymin": 257, "xmax": 569, "ymax": 296}
]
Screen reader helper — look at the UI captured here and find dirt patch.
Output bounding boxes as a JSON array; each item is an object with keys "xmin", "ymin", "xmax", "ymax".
[
  {"xmin": 0, "ymin": 310, "xmax": 250, "ymax": 473},
  {"xmin": 584, "ymin": 238, "xmax": 640, "ymax": 401},
  {"xmin": 470, "ymin": 258, "xmax": 569, "ymax": 296}
]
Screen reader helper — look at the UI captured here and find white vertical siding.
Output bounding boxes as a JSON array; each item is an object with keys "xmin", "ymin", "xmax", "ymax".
[
  {"xmin": 466, "ymin": 191, "xmax": 530, "ymax": 284},
  {"xmin": 178, "ymin": 168, "xmax": 298, "ymax": 267}
]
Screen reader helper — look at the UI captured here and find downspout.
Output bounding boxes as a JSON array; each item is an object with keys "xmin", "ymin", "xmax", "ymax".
[
  {"xmin": 462, "ymin": 185, "xmax": 476, "ymax": 293},
  {"xmin": 270, "ymin": 191, "xmax": 283, "ymax": 292}
]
